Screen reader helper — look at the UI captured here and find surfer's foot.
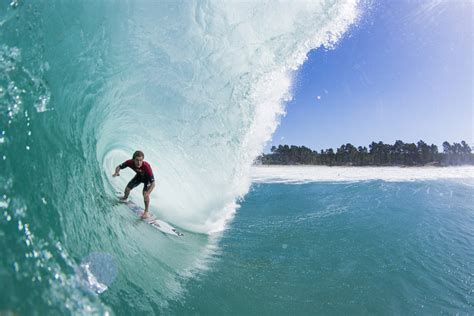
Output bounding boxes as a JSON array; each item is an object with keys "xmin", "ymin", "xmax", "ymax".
[
  {"xmin": 141, "ymin": 211, "xmax": 150, "ymax": 219},
  {"xmin": 118, "ymin": 196, "xmax": 128, "ymax": 202}
]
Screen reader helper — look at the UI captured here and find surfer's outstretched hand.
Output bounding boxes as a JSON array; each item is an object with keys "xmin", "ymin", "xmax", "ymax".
[{"xmin": 112, "ymin": 172, "xmax": 120, "ymax": 177}]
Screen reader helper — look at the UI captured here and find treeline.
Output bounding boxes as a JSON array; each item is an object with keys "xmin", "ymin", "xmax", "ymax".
[{"xmin": 258, "ymin": 140, "xmax": 474, "ymax": 166}]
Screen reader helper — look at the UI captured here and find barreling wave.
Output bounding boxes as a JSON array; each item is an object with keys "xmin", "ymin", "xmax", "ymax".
[
  {"xmin": 1, "ymin": 0, "xmax": 360, "ymax": 313},
  {"xmin": 97, "ymin": 0, "xmax": 360, "ymax": 233}
]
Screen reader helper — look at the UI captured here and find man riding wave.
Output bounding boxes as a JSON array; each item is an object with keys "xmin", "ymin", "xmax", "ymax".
[{"xmin": 113, "ymin": 150, "xmax": 155, "ymax": 219}]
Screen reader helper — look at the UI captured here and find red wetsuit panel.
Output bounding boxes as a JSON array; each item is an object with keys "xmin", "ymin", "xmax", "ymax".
[{"xmin": 120, "ymin": 160, "xmax": 155, "ymax": 183}]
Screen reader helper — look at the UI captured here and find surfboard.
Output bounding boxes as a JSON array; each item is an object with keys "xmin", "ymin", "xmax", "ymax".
[{"xmin": 123, "ymin": 199, "xmax": 184, "ymax": 237}]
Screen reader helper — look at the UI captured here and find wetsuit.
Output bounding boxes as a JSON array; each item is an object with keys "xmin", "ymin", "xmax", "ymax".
[{"xmin": 119, "ymin": 160, "xmax": 155, "ymax": 192}]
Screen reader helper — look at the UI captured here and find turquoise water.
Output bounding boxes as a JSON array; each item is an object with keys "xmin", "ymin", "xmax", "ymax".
[
  {"xmin": 1, "ymin": 1, "xmax": 473, "ymax": 315},
  {"xmin": 166, "ymin": 180, "xmax": 474, "ymax": 315}
]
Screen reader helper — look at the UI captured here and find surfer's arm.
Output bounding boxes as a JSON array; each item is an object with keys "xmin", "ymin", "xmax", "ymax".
[
  {"xmin": 144, "ymin": 164, "xmax": 155, "ymax": 194},
  {"xmin": 112, "ymin": 165, "xmax": 121, "ymax": 177},
  {"xmin": 113, "ymin": 160, "xmax": 132, "ymax": 177}
]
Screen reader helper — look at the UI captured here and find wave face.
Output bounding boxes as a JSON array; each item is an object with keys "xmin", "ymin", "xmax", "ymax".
[
  {"xmin": 96, "ymin": 1, "xmax": 359, "ymax": 233},
  {"xmin": 1, "ymin": 0, "xmax": 358, "ymax": 313}
]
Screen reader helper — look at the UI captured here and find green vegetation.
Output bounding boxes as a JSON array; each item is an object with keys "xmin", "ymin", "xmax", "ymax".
[{"xmin": 258, "ymin": 140, "xmax": 474, "ymax": 166}]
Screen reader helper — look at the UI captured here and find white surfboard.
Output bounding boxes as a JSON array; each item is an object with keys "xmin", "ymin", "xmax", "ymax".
[{"xmin": 124, "ymin": 199, "xmax": 184, "ymax": 237}]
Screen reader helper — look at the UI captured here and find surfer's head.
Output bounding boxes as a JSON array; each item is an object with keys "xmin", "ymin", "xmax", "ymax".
[{"xmin": 132, "ymin": 150, "xmax": 144, "ymax": 168}]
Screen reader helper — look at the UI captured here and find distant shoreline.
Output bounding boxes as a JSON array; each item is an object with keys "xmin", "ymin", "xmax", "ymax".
[{"xmin": 258, "ymin": 141, "xmax": 474, "ymax": 167}]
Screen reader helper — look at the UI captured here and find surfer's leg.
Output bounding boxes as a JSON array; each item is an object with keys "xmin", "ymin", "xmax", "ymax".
[
  {"xmin": 143, "ymin": 192, "xmax": 150, "ymax": 212},
  {"xmin": 120, "ymin": 186, "xmax": 131, "ymax": 200},
  {"xmin": 121, "ymin": 176, "xmax": 140, "ymax": 200},
  {"xmin": 142, "ymin": 182, "xmax": 151, "ymax": 214}
]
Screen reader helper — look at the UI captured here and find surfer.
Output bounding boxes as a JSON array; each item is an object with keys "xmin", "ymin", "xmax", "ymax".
[{"xmin": 112, "ymin": 151, "xmax": 155, "ymax": 219}]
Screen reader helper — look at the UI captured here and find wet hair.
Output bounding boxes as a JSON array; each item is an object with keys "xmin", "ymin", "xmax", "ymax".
[{"xmin": 133, "ymin": 150, "xmax": 144, "ymax": 159}]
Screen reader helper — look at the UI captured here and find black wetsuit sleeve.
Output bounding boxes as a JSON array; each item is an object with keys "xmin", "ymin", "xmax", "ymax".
[{"xmin": 119, "ymin": 160, "xmax": 132, "ymax": 169}]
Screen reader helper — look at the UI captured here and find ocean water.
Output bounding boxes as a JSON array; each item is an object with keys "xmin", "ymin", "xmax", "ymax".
[
  {"xmin": 169, "ymin": 173, "xmax": 474, "ymax": 315},
  {"xmin": 1, "ymin": 1, "xmax": 473, "ymax": 315}
]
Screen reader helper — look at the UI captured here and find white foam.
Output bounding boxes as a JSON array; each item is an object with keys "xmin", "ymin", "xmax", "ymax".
[
  {"xmin": 96, "ymin": 1, "xmax": 361, "ymax": 233},
  {"xmin": 251, "ymin": 165, "xmax": 474, "ymax": 183}
]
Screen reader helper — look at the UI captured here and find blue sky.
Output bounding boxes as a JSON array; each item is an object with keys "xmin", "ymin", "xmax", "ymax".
[{"xmin": 269, "ymin": 0, "xmax": 473, "ymax": 152}]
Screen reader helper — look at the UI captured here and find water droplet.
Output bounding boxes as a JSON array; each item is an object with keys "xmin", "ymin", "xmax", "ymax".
[
  {"xmin": 80, "ymin": 252, "xmax": 118, "ymax": 294},
  {"xmin": 10, "ymin": 0, "xmax": 20, "ymax": 8}
]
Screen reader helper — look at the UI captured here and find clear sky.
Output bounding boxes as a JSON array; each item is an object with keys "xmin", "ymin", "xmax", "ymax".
[{"xmin": 268, "ymin": 0, "xmax": 473, "ymax": 152}]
